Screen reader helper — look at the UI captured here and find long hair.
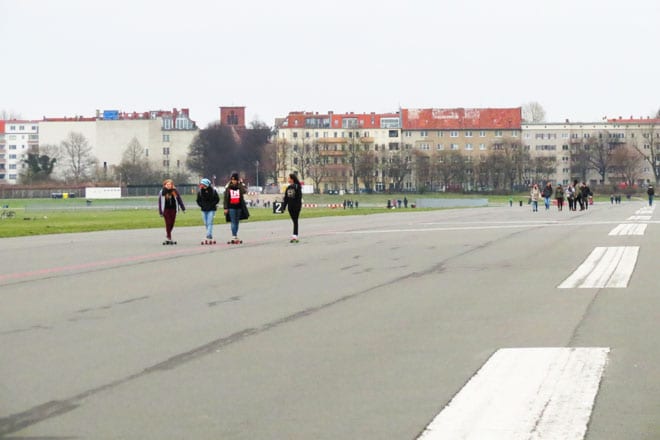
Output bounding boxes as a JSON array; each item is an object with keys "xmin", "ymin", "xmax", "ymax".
[
  {"xmin": 289, "ymin": 173, "xmax": 300, "ymax": 186},
  {"xmin": 162, "ymin": 179, "xmax": 178, "ymax": 199}
]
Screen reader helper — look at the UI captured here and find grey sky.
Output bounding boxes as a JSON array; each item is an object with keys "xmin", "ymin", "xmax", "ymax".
[{"xmin": 1, "ymin": 0, "xmax": 659, "ymax": 128}]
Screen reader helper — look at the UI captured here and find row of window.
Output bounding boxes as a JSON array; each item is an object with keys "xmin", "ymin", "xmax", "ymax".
[
  {"xmin": 407, "ymin": 130, "xmax": 515, "ymax": 138},
  {"xmin": 526, "ymin": 132, "xmax": 647, "ymax": 140},
  {"xmin": 5, "ymin": 125, "xmax": 38, "ymax": 132},
  {"xmin": 0, "ymin": 174, "xmax": 18, "ymax": 180}
]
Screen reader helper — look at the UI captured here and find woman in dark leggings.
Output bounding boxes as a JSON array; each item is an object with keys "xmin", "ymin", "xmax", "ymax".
[{"xmin": 281, "ymin": 173, "xmax": 303, "ymax": 242}]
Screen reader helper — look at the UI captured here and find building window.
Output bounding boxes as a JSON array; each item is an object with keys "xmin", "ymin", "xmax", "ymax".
[
  {"xmin": 305, "ymin": 132, "xmax": 310, "ymax": 138},
  {"xmin": 9, "ymin": 164, "xmax": 17, "ymax": 169},
  {"xmin": 451, "ymin": 143, "xmax": 459, "ymax": 150},
  {"xmin": 465, "ymin": 131, "xmax": 473, "ymax": 137},
  {"xmin": 480, "ymin": 130, "xmax": 486, "ymax": 137},
  {"xmin": 495, "ymin": 130, "xmax": 503, "ymax": 137},
  {"xmin": 436, "ymin": 144, "xmax": 444, "ymax": 150},
  {"xmin": 388, "ymin": 130, "xmax": 398, "ymax": 138},
  {"xmin": 9, "ymin": 145, "xmax": 16, "ymax": 150},
  {"xmin": 162, "ymin": 134, "xmax": 170, "ymax": 142},
  {"xmin": 450, "ymin": 131, "xmax": 459, "ymax": 137},
  {"xmin": 511, "ymin": 131, "xmax": 519, "ymax": 137},
  {"xmin": 465, "ymin": 143, "xmax": 473, "ymax": 150},
  {"xmin": 8, "ymin": 154, "xmax": 16, "ymax": 159},
  {"xmin": 479, "ymin": 143, "xmax": 486, "ymax": 150},
  {"xmin": 163, "ymin": 160, "xmax": 169, "ymax": 167},
  {"xmin": 163, "ymin": 147, "xmax": 170, "ymax": 155},
  {"xmin": 437, "ymin": 131, "xmax": 444, "ymax": 137},
  {"xmin": 145, "ymin": 148, "xmax": 149, "ymax": 157},
  {"xmin": 404, "ymin": 131, "xmax": 412, "ymax": 137},
  {"xmin": 419, "ymin": 143, "xmax": 430, "ymax": 150},
  {"xmin": 420, "ymin": 130, "xmax": 428, "ymax": 137}
]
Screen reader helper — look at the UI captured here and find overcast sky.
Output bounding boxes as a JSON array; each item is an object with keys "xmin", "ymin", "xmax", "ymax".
[{"xmin": 1, "ymin": 0, "xmax": 658, "ymax": 128}]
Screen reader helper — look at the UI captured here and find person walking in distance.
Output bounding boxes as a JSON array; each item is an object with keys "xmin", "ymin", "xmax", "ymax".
[
  {"xmin": 542, "ymin": 182, "xmax": 553, "ymax": 210},
  {"xmin": 158, "ymin": 179, "xmax": 185, "ymax": 244},
  {"xmin": 580, "ymin": 181, "xmax": 592, "ymax": 210},
  {"xmin": 223, "ymin": 172, "xmax": 247, "ymax": 244},
  {"xmin": 647, "ymin": 185, "xmax": 655, "ymax": 206},
  {"xmin": 565, "ymin": 182, "xmax": 575, "ymax": 211},
  {"xmin": 196, "ymin": 178, "xmax": 220, "ymax": 243},
  {"xmin": 554, "ymin": 184, "xmax": 565, "ymax": 211},
  {"xmin": 530, "ymin": 183, "xmax": 541, "ymax": 212},
  {"xmin": 281, "ymin": 173, "xmax": 303, "ymax": 242}
]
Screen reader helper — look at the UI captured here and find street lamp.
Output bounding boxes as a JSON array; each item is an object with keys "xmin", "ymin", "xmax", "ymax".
[{"xmin": 255, "ymin": 160, "xmax": 259, "ymax": 187}]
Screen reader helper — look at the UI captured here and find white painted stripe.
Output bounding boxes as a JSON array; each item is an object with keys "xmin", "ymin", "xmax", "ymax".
[
  {"xmin": 558, "ymin": 246, "xmax": 638, "ymax": 288},
  {"xmin": 608, "ymin": 223, "xmax": 647, "ymax": 236},
  {"xmin": 417, "ymin": 347, "xmax": 609, "ymax": 440},
  {"xmin": 627, "ymin": 215, "xmax": 651, "ymax": 220},
  {"xmin": 636, "ymin": 207, "xmax": 655, "ymax": 215}
]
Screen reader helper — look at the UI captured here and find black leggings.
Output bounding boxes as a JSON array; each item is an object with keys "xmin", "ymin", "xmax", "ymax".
[{"xmin": 289, "ymin": 207, "xmax": 301, "ymax": 235}]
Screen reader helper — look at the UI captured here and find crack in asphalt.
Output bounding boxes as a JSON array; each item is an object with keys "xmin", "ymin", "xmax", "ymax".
[{"xmin": 0, "ymin": 227, "xmax": 528, "ymax": 437}]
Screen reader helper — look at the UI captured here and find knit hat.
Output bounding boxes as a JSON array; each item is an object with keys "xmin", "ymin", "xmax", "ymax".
[
  {"xmin": 231, "ymin": 172, "xmax": 239, "ymax": 180},
  {"xmin": 200, "ymin": 178, "xmax": 211, "ymax": 187}
]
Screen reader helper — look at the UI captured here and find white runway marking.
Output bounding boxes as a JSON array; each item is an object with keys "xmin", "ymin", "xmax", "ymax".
[
  {"xmin": 627, "ymin": 215, "xmax": 651, "ymax": 221},
  {"xmin": 608, "ymin": 223, "xmax": 647, "ymax": 236},
  {"xmin": 558, "ymin": 246, "xmax": 639, "ymax": 288},
  {"xmin": 417, "ymin": 347, "xmax": 609, "ymax": 440},
  {"xmin": 635, "ymin": 207, "xmax": 655, "ymax": 215}
]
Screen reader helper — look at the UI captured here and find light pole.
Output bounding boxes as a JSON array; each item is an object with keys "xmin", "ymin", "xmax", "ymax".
[{"xmin": 255, "ymin": 160, "xmax": 259, "ymax": 187}]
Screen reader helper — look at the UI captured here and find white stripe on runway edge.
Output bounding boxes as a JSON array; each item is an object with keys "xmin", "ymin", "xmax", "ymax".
[
  {"xmin": 608, "ymin": 223, "xmax": 647, "ymax": 236},
  {"xmin": 558, "ymin": 246, "xmax": 639, "ymax": 288},
  {"xmin": 417, "ymin": 347, "xmax": 609, "ymax": 440}
]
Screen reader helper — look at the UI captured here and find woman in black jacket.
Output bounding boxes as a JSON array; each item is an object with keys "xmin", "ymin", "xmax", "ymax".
[
  {"xmin": 196, "ymin": 178, "xmax": 220, "ymax": 242},
  {"xmin": 281, "ymin": 173, "xmax": 303, "ymax": 242}
]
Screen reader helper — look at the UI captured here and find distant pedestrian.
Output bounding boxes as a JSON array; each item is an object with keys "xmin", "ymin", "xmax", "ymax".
[
  {"xmin": 158, "ymin": 179, "xmax": 186, "ymax": 244},
  {"xmin": 554, "ymin": 184, "xmax": 564, "ymax": 211},
  {"xmin": 196, "ymin": 177, "xmax": 220, "ymax": 241},
  {"xmin": 404, "ymin": 196, "xmax": 408, "ymax": 208},
  {"xmin": 647, "ymin": 185, "xmax": 655, "ymax": 206},
  {"xmin": 223, "ymin": 172, "xmax": 248, "ymax": 243},
  {"xmin": 281, "ymin": 173, "xmax": 303, "ymax": 243},
  {"xmin": 530, "ymin": 184, "xmax": 541, "ymax": 212},
  {"xmin": 580, "ymin": 182, "xmax": 592, "ymax": 210},
  {"xmin": 566, "ymin": 182, "xmax": 576, "ymax": 211},
  {"xmin": 542, "ymin": 182, "xmax": 553, "ymax": 210}
]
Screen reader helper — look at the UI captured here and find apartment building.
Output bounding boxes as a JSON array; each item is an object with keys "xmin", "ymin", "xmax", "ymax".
[
  {"xmin": 275, "ymin": 111, "xmax": 401, "ymax": 192},
  {"xmin": 0, "ymin": 120, "xmax": 39, "ymax": 184},
  {"xmin": 275, "ymin": 107, "xmax": 522, "ymax": 192},
  {"xmin": 522, "ymin": 116, "xmax": 660, "ymax": 186},
  {"xmin": 402, "ymin": 108, "xmax": 522, "ymax": 190},
  {"xmin": 38, "ymin": 108, "xmax": 199, "ymax": 180}
]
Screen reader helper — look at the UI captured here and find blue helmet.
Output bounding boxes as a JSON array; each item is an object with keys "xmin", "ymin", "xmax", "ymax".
[{"xmin": 200, "ymin": 178, "xmax": 212, "ymax": 187}]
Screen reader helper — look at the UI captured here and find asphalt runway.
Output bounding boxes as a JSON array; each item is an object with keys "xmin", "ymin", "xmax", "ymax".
[{"xmin": 1, "ymin": 201, "xmax": 658, "ymax": 439}]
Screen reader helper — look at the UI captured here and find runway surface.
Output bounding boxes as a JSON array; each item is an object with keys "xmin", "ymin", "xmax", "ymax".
[{"xmin": 1, "ymin": 201, "xmax": 658, "ymax": 439}]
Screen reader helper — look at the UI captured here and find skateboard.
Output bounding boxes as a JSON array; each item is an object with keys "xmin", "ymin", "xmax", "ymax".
[
  {"xmin": 227, "ymin": 238, "xmax": 243, "ymax": 244},
  {"xmin": 162, "ymin": 239, "xmax": 177, "ymax": 245},
  {"xmin": 201, "ymin": 239, "xmax": 217, "ymax": 245}
]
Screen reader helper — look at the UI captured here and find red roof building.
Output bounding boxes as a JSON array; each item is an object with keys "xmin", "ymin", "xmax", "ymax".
[{"xmin": 401, "ymin": 108, "xmax": 521, "ymax": 130}]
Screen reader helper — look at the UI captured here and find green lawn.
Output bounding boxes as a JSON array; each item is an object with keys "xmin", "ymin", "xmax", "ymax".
[{"xmin": 0, "ymin": 192, "xmax": 613, "ymax": 238}]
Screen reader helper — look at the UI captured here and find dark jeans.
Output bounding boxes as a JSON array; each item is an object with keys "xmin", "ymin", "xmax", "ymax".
[
  {"xmin": 288, "ymin": 207, "xmax": 301, "ymax": 236},
  {"xmin": 163, "ymin": 208, "xmax": 177, "ymax": 239}
]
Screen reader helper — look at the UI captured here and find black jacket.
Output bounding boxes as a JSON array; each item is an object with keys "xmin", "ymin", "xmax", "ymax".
[
  {"xmin": 282, "ymin": 183, "xmax": 302, "ymax": 212},
  {"xmin": 196, "ymin": 186, "xmax": 220, "ymax": 211}
]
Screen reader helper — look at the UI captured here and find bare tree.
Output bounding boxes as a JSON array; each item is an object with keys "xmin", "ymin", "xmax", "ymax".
[
  {"xmin": 522, "ymin": 102, "xmax": 546, "ymax": 123},
  {"xmin": 59, "ymin": 132, "xmax": 98, "ymax": 183},
  {"xmin": 609, "ymin": 145, "xmax": 644, "ymax": 185},
  {"xmin": 631, "ymin": 122, "xmax": 660, "ymax": 184},
  {"xmin": 115, "ymin": 137, "xmax": 157, "ymax": 185},
  {"xmin": 1, "ymin": 110, "xmax": 22, "ymax": 120}
]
